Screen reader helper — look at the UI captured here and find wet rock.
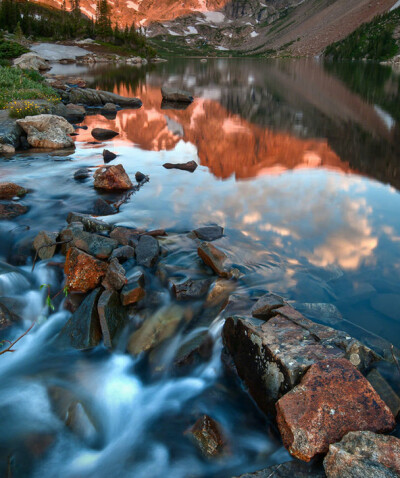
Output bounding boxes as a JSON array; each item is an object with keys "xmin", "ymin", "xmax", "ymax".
[
  {"xmin": 102, "ymin": 258, "xmax": 127, "ymax": 290},
  {"xmin": 121, "ymin": 270, "xmax": 145, "ymax": 305},
  {"xmin": 222, "ymin": 306, "xmax": 379, "ymax": 412},
  {"xmin": 0, "ymin": 111, "xmax": 23, "ymax": 148},
  {"xmin": 33, "ymin": 231, "xmax": 58, "ymax": 260},
  {"xmin": 68, "ymin": 229, "xmax": 118, "ymax": 259},
  {"xmin": 188, "ymin": 415, "xmax": 225, "ymax": 457},
  {"xmin": 110, "ymin": 226, "xmax": 139, "ymax": 246},
  {"xmin": 127, "ymin": 304, "xmax": 185, "ymax": 354},
  {"xmin": 193, "ymin": 225, "xmax": 224, "ymax": 241},
  {"xmin": 198, "ymin": 242, "xmax": 230, "ymax": 278},
  {"xmin": 67, "ymin": 212, "xmax": 112, "ymax": 233},
  {"xmin": 0, "ymin": 182, "xmax": 27, "ymax": 199},
  {"xmin": 174, "ymin": 330, "xmax": 213, "ymax": 367},
  {"xmin": 366, "ymin": 368, "xmax": 400, "ymax": 417},
  {"xmin": 161, "ymin": 86, "xmax": 193, "ymax": 103},
  {"xmin": 64, "ymin": 104, "xmax": 86, "ymax": 123},
  {"xmin": 98, "ymin": 289, "xmax": 127, "ymax": 348},
  {"xmin": 69, "ymin": 88, "xmax": 142, "ymax": 108},
  {"xmin": 170, "ymin": 277, "xmax": 211, "ymax": 300},
  {"xmin": 323, "ymin": 431, "xmax": 400, "ymax": 478},
  {"xmin": 293, "ymin": 302, "xmax": 343, "ymax": 326},
  {"xmin": 17, "ymin": 114, "xmax": 75, "ymax": 149},
  {"xmin": 204, "ymin": 278, "xmax": 236, "ymax": 308},
  {"xmin": 233, "ymin": 461, "xmax": 326, "ymax": 477},
  {"xmin": 163, "ymin": 160, "xmax": 198, "ymax": 172},
  {"xmin": 0, "ymin": 203, "xmax": 28, "ymax": 219},
  {"xmin": 0, "ymin": 301, "xmax": 21, "ymax": 330},
  {"xmin": 91, "ymin": 128, "xmax": 119, "ymax": 141},
  {"xmin": 103, "ymin": 149, "xmax": 117, "ymax": 163},
  {"xmin": 110, "ymin": 245, "xmax": 135, "ymax": 263},
  {"xmin": 0, "ymin": 143, "xmax": 16, "ymax": 154},
  {"xmin": 73, "ymin": 168, "xmax": 90, "ymax": 180},
  {"xmin": 135, "ymin": 171, "xmax": 146, "ymax": 182},
  {"xmin": 92, "ymin": 198, "xmax": 117, "ymax": 216},
  {"xmin": 64, "ymin": 247, "xmax": 107, "ymax": 292},
  {"xmin": 93, "ymin": 164, "xmax": 132, "ymax": 190},
  {"xmin": 57, "ymin": 288, "xmax": 102, "ymax": 349},
  {"xmin": 276, "ymin": 358, "xmax": 395, "ymax": 461},
  {"xmin": 102, "ymin": 102, "xmax": 117, "ymax": 112},
  {"xmin": 13, "ymin": 52, "xmax": 49, "ymax": 71},
  {"xmin": 66, "ymin": 401, "xmax": 97, "ymax": 444},
  {"xmin": 251, "ymin": 293, "xmax": 285, "ymax": 319},
  {"xmin": 135, "ymin": 235, "xmax": 159, "ymax": 267}
]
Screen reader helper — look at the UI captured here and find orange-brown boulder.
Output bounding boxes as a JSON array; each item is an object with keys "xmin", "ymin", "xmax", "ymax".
[
  {"xmin": 64, "ymin": 247, "xmax": 107, "ymax": 292},
  {"xmin": 276, "ymin": 358, "xmax": 395, "ymax": 462},
  {"xmin": 93, "ymin": 164, "xmax": 133, "ymax": 190},
  {"xmin": 198, "ymin": 242, "xmax": 230, "ymax": 278},
  {"xmin": 0, "ymin": 182, "xmax": 27, "ymax": 199}
]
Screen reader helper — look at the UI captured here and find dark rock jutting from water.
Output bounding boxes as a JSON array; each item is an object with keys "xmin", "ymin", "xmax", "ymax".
[
  {"xmin": 91, "ymin": 128, "xmax": 119, "ymax": 141},
  {"xmin": 163, "ymin": 160, "xmax": 198, "ymax": 172}
]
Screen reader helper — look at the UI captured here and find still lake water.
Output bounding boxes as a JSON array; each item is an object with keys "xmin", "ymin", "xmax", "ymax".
[{"xmin": 0, "ymin": 58, "xmax": 399, "ymax": 476}]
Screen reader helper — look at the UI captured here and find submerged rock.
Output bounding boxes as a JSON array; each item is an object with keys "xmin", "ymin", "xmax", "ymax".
[
  {"xmin": 93, "ymin": 164, "xmax": 132, "ymax": 190},
  {"xmin": 323, "ymin": 431, "xmax": 400, "ymax": 478},
  {"xmin": 73, "ymin": 168, "xmax": 91, "ymax": 180},
  {"xmin": 0, "ymin": 182, "xmax": 27, "ymax": 199},
  {"xmin": 98, "ymin": 290, "xmax": 127, "ymax": 348},
  {"xmin": 170, "ymin": 278, "xmax": 211, "ymax": 300},
  {"xmin": 276, "ymin": 358, "xmax": 395, "ymax": 461},
  {"xmin": 33, "ymin": 231, "xmax": 58, "ymax": 260},
  {"xmin": 91, "ymin": 128, "xmax": 119, "ymax": 141},
  {"xmin": 163, "ymin": 160, "xmax": 198, "ymax": 172},
  {"xmin": 198, "ymin": 242, "xmax": 230, "ymax": 278},
  {"xmin": 69, "ymin": 88, "xmax": 142, "ymax": 108},
  {"xmin": 233, "ymin": 461, "xmax": 326, "ymax": 477},
  {"xmin": 188, "ymin": 415, "xmax": 225, "ymax": 457},
  {"xmin": 251, "ymin": 293, "xmax": 285, "ymax": 319},
  {"xmin": 16, "ymin": 114, "xmax": 75, "ymax": 149},
  {"xmin": 161, "ymin": 86, "xmax": 193, "ymax": 103},
  {"xmin": 67, "ymin": 212, "xmax": 112, "ymax": 233},
  {"xmin": 174, "ymin": 330, "xmax": 213, "ymax": 367},
  {"xmin": 135, "ymin": 235, "xmax": 159, "ymax": 267},
  {"xmin": 64, "ymin": 247, "xmax": 107, "ymax": 292},
  {"xmin": 57, "ymin": 288, "xmax": 102, "ymax": 349},
  {"xmin": 204, "ymin": 278, "xmax": 236, "ymax": 308},
  {"xmin": 193, "ymin": 225, "xmax": 224, "ymax": 241},
  {"xmin": 0, "ymin": 203, "xmax": 28, "ymax": 219}
]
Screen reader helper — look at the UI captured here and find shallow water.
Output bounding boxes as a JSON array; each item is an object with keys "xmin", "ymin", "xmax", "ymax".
[{"xmin": 0, "ymin": 58, "xmax": 399, "ymax": 476}]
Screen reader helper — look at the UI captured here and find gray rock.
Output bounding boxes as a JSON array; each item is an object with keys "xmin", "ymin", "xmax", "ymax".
[
  {"xmin": 121, "ymin": 270, "xmax": 145, "ymax": 305},
  {"xmin": 69, "ymin": 88, "xmax": 142, "ymax": 108},
  {"xmin": 67, "ymin": 212, "xmax": 112, "ymax": 233},
  {"xmin": 16, "ymin": 114, "xmax": 75, "ymax": 149},
  {"xmin": 223, "ymin": 304, "xmax": 379, "ymax": 412},
  {"xmin": 233, "ymin": 461, "xmax": 326, "ymax": 477},
  {"xmin": 251, "ymin": 293, "xmax": 285, "ymax": 319},
  {"xmin": 74, "ymin": 168, "xmax": 91, "ymax": 180},
  {"xmin": 57, "ymin": 288, "xmax": 102, "ymax": 349},
  {"xmin": 170, "ymin": 278, "xmax": 211, "ymax": 300},
  {"xmin": 91, "ymin": 198, "xmax": 117, "ymax": 216},
  {"xmin": 67, "ymin": 229, "xmax": 118, "ymax": 259},
  {"xmin": 33, "ymin": 231, "xmax": 58, "ymax": 260},
  {"xmin": 110, "ymin": 226, "xmax": 140, "ymax": 246},
  {"xmin": 109, "ymin": 245, "xmax": 135, "ymax": 263},
  {"xmin": 13, "ymin": 52, "xmax": 50, "ymax": 71},
  {"xmin": 161, "ymin": 86, "xmax": 193, "ymax": 103},
  {"xmin": 64, "ymin": 103, "xmax": 86, "ymax": 123},
  {"xmin": 193, "ymin": 225, "xmax": 224, "ymax": 241},
  {"xmin": 102, "ymin": 258, "xmax": 127, "ymax": 290},
  {"xmin": 324, "ymin": 431, "xmax": 400, "ymax": 478},
  {"xmin": 98, "ymin": 290, "xmax": 127, "ymax": 348},
  {"xmin": 102, "ymin": 102, "xmax": 117, "ymax": 112},
  {"xmin": 135, "ymin": 235, "xmax": 159, "ymax": 267},
  {"xmin": 0, "ymin": 111, "xmax": 22, "ymax": 148}
]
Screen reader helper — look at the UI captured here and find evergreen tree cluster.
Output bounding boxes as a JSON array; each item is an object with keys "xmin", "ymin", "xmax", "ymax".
[{"xmin": 0, "ymin": 0, "xmax": 155, "ymax": 56}]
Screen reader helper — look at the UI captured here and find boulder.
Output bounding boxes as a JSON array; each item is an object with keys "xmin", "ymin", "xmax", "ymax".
[
  {"xmin": 102, "ymin": 258, "xmax": 127, "ymax": 290},
  {"xmin": 91, "ymin": 128, "xmax": 119, "ymax": 141},
  {"xmin": 33, "ymin": 231, "xmax": 58, "ymax": 260},
  {"xmin": 323, "ymin": 431, "xmax": 400, "ymax": 478},
  {"xmin": 0, "ymin": 182, "xmax": 27, "ymax": 199},
  {"xmin": 74, "ymin": 168, "xmax": 90, "ymax": 180},
  {"xmin": 64, "ymin": 104, "xmax": 86, "ymax": 123},
  {"xmin": 13, "ymin": 53, "xmax": 49, "ymax": 71},
  {"xmin": 193, "ymin": 225, "xmax": 224, "ymax": 241},
  {"xmin": 0, "ymin": 143, "xmax": 16, "ymax": 154},
  {"xmin": 0, "ymin": 203, "xmax": 28, "ymax": 219},
  {"xmin": 163, "ymin": 160, "xmax": 197, "ymax": 172},
  {"xmin": 109, "ymin": 245, "xmax": 135, "ymax": 263},
  {"xmin": 222, "ymin": 305, "xmax": 379, "ymax": 412},
  {"xmin": 64, "ymin": 247, "xmax": 108, "ymax": 292},
  {"xmin": 135, "ymin": 235, "xmax": 159, "ymax": 267},
  {"xmin": 57, "ymin": 288, "xmax": 102, "ymax": 349},
  {"xmin": 69, "ymin": 88, "xmax": 142, "ymax": 108},
  {"xmin": 93, "ymin": 164, "xmax": 132, "ymax": 190},
  {"xmin": 103, "ymin": 149, "xmax": 117, "ymax": 163},
  {"xmin": 198, "ymin": 242, "xmax": 230, "ymax": 278},
  {"xmin": 120, "ymin": 270, "xmax": 145, "ymax": 305},
  {"xmin": 251, "ymin": 293, "xmax": 285, "ymax": 319},
  {"xmin": 188, "ymin": 415, "xmax": 225, "ymax": 457},
  {"xmin": 97, "ymin": 290, "xmax": 127, "ymax": 348},
  {"xmin": 233, "ymin": 461, "xmax": 325, "ymax": 477},
  {"xmin": 67, "ymin": 229, "xmax": 118, "ymax": 259},
  {"xmin": 66, "ymin": 212, "xmax": 112, "ymax": 233},
  {"xmin": 0, "ymin": 111, "xmax": 23, "ymax": 148},
  {"xmin": 161, "ymin": 86, "xmax": 193, "ymax": 103},
  {"xmin": 276, "ymin": 358, "xmax": 395, "ymax": 461},
  {"xmin": 170, "ymin": 278, "xmax": 211, "ymax": 300},
  {"xmin": 174, "ymin": 330, "xmax": 213, "ymax": 367},
  {"xmin": 110, "ymin": 226, "xmax": 139, "ymax": 246},
  {"xmin": 16, "ymin": 115, "xmax": 75, "ymax": 149},
  {"xmin": 92, "ymin": 198, "xmax": 117, "ymax": 216}
]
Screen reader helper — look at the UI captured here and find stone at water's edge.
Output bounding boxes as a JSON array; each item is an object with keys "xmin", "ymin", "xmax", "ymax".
[
  {"xmin": 323, "ymin": 431, "xmax": 400, "ymax": 478},
  {"xmin": 198, "ymin": 242, "xmax": 230, "ymax": 278},
  {"xmin": 91, "ymin": 128, "xmax": 119, "ymax": 141},
  {"xmin": 163, "ymin": 160, "xmax": 198, "ymax": 172},
  {"xmin": 67, "ymin": 212, "xmax": 112, "ymax": 233},
  {"xmin": 251, "ymin": 293, "xmax": 285, "ymax": 319},
  {"xmin": 161, "ymin": 86, "xmax": 193, "ymax": 103},
  {"xmin": 13, "ymin": 52, "xmax": 50, "ymax": 71},
  {"xmin": 0, "ymin": 203, "xmax": 28, "ymax": 219},
  {"xmin": 109, "ymin": 245, "xmax": 135, "ymax": 263},
  {"xmin": 135, "ymin": 235, "xmax": 160, "ymax": 268},
  {"xmin": 69, "ymin": 88, "xmax": 142, "ymax": 108},
  {"xmin": 67, "ymin": 229, "xmax": 118, "ymax": 259},
  {"xmin": 93, "ymin": 164, "xmax": 133, "ymax": 190},
  {"xmin": 193, "ymin": 225, "xmax": 224, "ymax": 241},
  {"xmin": 98, "ymin": 290, "xmax": 127, "ymax": 348},
  {"xmin": 16, "ymin": 115, "xmax": 75, "ymax": 149},
  {"xmin": 92, "ymin": 198, "xmax": 117, "ymax": 216},
  {"xmin": 74, "ymin": 168, "xmax": 91, "ymax": 180},
  {"xmin": 222, "ymin": 305, "xmax": 379, "ymax": 412},
  {"xmin": 276, "ymin": 358, "xmax": 395, "ymax": 462},
  {"xmin": 33, "ymin": 231, "xmax": 58, "ymax": 260},
  {"xmin": 57, "ymin": 288, "xmax": 102, "ymax": 350},
  {"xmin": 233, "ymin": 461, "xmax": 326, "ymax": 477},
  {"xmin": 0, "ymin": 111, "xmax": 23, "ymax": 148},
  {"xmin": 0, "ymin": 182, "xmax": 27, "ymax": 200},
  {"xmin": 64, "ymin": 247, "xmax": 107, "ymax": 293},
  {"xmin": 120, "ymin": 270, "xmax": 145, "ymax": 305},
  {"xmin": 169, "ymin": 278, "xmax": 211, "ymax": 300},
  {"xmin": 102, "ymin": 258, "xmax": 127, "ymax": 291},
  {"xmin": 188, "ymin": 415, "xmax": 225, "ymax": 457}
]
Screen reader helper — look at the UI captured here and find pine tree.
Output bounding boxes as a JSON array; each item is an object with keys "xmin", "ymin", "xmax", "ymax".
[{"xmin": 14, "ymin": 21, "xmax": 23, "ymax": 40}]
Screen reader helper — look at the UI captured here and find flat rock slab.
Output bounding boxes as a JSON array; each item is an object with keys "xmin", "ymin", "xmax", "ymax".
[
  {"xmin": 324, "ymin": 431, "xmax": 400, "ymax": 478},
  {"xmin": 64, "ymin": 247, "xmax": 107, "ymax": 293},
  {"xmin": 30, "ymin": 43, "xmax": 90, "ymax": 60},
  {"xmin": 193, "ymin": 225, "xmax": 224, "ymax": 241},
  {"xmin": 98, "ymin": 290, "xmax": 127, "ymax": 348},
  {"xmin": 276, "ymin": 358, "xmax": 395, "ymax": 461},
  {"xmin": 222, "ymin": 305, "xmax": 379, "ymax": 412},
  {"xmin": 135, "ymin": 235, "xmax": 159, "ymax": 267},
  {"xmin": 68, "ymin": 229, "xmax": 118, "ymax": 259},
  {"xmin": 57, "ymin": 288, "xmax": 102, "ymax": 349}
]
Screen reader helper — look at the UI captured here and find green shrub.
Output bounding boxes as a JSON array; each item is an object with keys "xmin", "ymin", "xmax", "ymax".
[{"xmin": 0, "ymin": 38, "xmax": 28, "ymax": 60}]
